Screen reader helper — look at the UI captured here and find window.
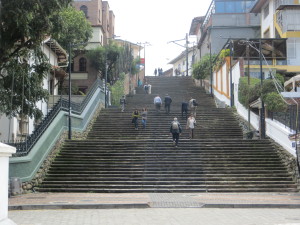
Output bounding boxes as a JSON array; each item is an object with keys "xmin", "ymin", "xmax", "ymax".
[
  {"xmin": 79, "ymin": 58, "xmax": 87, "ymax": 72},
  {"xmin": 80, "ymin": 5, "xmax": 88, "ymax": 18},
  {"xmin": 263, "ymin": 3, "xmax": 269, "ymax": 19}
]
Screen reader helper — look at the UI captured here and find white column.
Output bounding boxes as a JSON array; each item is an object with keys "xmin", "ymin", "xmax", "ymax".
[{"xmin": 0, "ymin": 143, "xmax": 16, "ymax": 225}]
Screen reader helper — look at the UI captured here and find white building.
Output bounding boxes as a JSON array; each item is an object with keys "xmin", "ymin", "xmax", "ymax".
[
  {"xmin": 251, "ymin": 0, "xmax": 300, "ymax": 73},
  {"xmin": 168, "ymin": 47, "xmax": 197, "ymax": 76},
  {"xmin": 0, "ymin": 38, "xmax": 67, "ymax": 142}
]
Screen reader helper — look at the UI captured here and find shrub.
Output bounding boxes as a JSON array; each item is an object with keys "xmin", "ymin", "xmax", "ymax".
[{"xmin": 264, "ymin": 92, "xmax": 287, "ymax": 112}]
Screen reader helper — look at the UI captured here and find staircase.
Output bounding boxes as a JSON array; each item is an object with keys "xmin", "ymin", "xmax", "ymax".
[{"xmin": 38, "ymin": 76, "xmax": 298, "ymax": 192}]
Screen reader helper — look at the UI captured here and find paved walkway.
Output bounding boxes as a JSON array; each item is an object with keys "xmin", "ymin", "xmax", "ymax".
[
  {"xmin": 8, "ymin": 192, "xmax": 300, "ymax": 210},
  {"xmin": 8, "ymin": 208, "xmax": 300, "ymax": 225}
]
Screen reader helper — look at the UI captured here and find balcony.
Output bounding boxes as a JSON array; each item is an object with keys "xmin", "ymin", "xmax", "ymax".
[
  {"xmin": 275, "ymin": 0, "xmax": 300, "ymax": 10},
  {"xmin": 276, "ymin": 8, "xmax": 300, "ymax": 33}
]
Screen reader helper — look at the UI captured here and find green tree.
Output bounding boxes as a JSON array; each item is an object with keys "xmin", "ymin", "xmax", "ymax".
[
  {"xmin": 0, "ymin": 1, "xmax": 92, "ymax": 119},
  {"xmin": 51, "ymin": 6, "xmax": 93, "ymax": 51},
  {"xmin": 0, "ymin": 0, "xmax": 72, "ymax": 119},
  {"xmin": 192, "ymin": 54, "xmax": 216, "ymax": 81},
  {"xmin": 86, "ymin": 43, "xmax": 122, "ymax": 84},
  {"xmin": 110, "ymin": 72, "xmax": 125, "ymax": 106}
]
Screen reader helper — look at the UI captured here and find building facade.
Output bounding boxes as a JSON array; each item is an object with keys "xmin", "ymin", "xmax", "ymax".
[
  {"xmin": 0, "ymin": 38, "xmax": 68, "ymax": 142},
  {"xmin": 251, "ymin": 0, "xmax": 300, "ymax": 74},
  {"xmin": 71, "ymin": 0, "xmax": 116, "ymax": 93},
  {"xmin": 197, "ymin": 0, "xmax": 260, "ymax": 58},
  {"xmin": 168, "ymin": 47, "xmax": 197, "ymax": 76}
]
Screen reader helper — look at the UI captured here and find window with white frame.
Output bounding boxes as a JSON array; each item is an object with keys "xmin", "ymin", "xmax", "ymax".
[{"xmin": 263, "ymin": 3, "xmax": 269, "ymax": 19}]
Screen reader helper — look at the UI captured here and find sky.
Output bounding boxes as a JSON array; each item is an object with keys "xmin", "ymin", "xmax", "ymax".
[{"xmin": 107, "ymin": 0, "xmax": 212, "ymax": 76}]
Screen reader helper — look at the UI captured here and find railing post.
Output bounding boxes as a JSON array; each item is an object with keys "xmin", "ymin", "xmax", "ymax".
[{"xmin": 0, "ymin": 143, "xmax": 17, "ymax": 225}]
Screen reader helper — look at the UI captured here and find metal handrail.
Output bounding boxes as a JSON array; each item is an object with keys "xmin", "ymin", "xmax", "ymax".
[{"xmin": 7, "ymin": 79, "xmax": 103, "ymax": 157}]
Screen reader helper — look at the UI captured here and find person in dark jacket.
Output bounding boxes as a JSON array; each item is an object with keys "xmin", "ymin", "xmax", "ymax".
[
  {"xmin": 169, "ymin": 117, "xmax": 182, "ymax": 147},
  {"xmin": 181, "ymin": 102, "xmax": 189, "ymax": 120},
  {"xmin": 164, "ymin": 94, "xmax": 172, "ymax": 114},
  {"xmin": 132, "ymin": 109, "xmax": 140, "ymax": 130}
]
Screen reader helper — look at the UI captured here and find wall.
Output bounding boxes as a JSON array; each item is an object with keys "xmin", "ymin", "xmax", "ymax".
[
  {"xmin": 0, "ymin": 143, "xmax": 16, "ymax": 225},
  {"xmin": 213, "ymin": 58, "xmax": 297, "ymax": 156},
  {"xmin": 72, "ymin": 0, "xmax": 102, "ymax": 26},
  {"xmin": 260, "ymin": 0, "xmax": 275, "ymax": 37},
  {"xmin": 9, "ymin": 87, "xmax": 105, "ymax": 182},
  {"xmin": 212, "ymin": 13, "xmax": 260, "ymax": 27},
  {"xmin": 211, "ymin": 27, "xmax": 260, "ymax": 55}
]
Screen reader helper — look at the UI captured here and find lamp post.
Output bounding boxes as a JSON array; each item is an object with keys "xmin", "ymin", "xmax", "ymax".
[
  {"xmin": 104, "ymin": 52, "xmax": 108, "ymax": 108},
  {"xmin": 104, "ymin": 35, "xmax": 120, "ymax": 108},
  {"xmin": 259, "ymin": 39, "xmax": 266, "ymax": 139},
  {"xmin": 68, "ymin": 43, "xmax": 72, "ymax": 140},
  {"xmin": 68, "ymin": 42, "xmax": 87, "ymax": 140},
  {"xmin": 208, "ymin": 42, "xmax": 213, "ymax": 95}
]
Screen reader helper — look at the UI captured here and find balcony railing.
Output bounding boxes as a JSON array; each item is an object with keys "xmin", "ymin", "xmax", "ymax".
[
  {"xmin": 4, "ymin": 79, "xmax": 104, "ymax": 157},
  {"xmin": 275, "ymin": 0, "xmax": 299, "ymax": 10},
  {"xmin": 276, "ymin": 8, "xmax": 300, "ymax": 33}
]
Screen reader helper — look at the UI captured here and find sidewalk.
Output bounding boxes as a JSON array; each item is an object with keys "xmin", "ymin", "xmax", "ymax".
[{"xmin": 8, "ymin": 192, "xmax": 300, "ymax": 210}]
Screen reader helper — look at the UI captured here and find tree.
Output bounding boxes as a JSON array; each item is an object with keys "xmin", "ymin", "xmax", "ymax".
[
  {"xmin": 0, "ymin": 0, "xmax": 72, "ymax": 119},
  {"xmin": 86, "ymin": 43, "xmax": 122, "ymax": 84},
  {"xmin": 51, "ymin": 6, "xmax": 93, "ymax": 51},
  {"xmin": 0, "ymin": 1, "xmax": 92, "ymax": 119},
  {"xmin": 192, "ymin": 54, "xmax": 216, "ymax": 81}
]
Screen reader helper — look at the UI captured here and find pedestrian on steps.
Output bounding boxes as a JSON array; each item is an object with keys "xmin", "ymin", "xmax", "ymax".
[
  {"xmin": 154, "ymin": 95, "xmax": 162, "ymax": 113},
  {"xmin": 170, "ymin": 117, "xmax": 182, "ymax": 147},
  {"xmin": 141, "ymin": 107, "xmax": 148, "ymax": 129},
  {"xmin": 132, "ymin": 109, "xmax": 140, "ymax": 130},
  {"xmin": 120, "ymin": 95, "xmax": 126, "ymax": 112},
  {"xmin": 181, "ymin": 102, "xmax": 189, "ymax": 120},
  {"xmin": 189, "ymin": 97, "xmax": 198, "ymax": 117},
  {"xmin": 186, "ymin": 114, "xmax": 196, "ymax": 139},
  {"xmin": 164, "ymin": 94, "xmax": 172, "ymax": 114}
]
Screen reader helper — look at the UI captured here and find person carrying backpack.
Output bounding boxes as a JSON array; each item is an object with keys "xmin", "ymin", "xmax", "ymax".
[{"xmin": 170, "ymin": 117, "xmax": 182, "ymax": 147}]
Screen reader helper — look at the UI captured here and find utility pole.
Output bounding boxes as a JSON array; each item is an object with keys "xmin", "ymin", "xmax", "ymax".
[
  {"xmin": 185, "ymin": 33, "xmax": 189, "ymax": 76},
  {"xmin": 137, "ymin": 42, "xmax": 150, "ymax": 79},
  {"xmin": 259, "ymin": 39, "xmax": 266, "ymax": 139},
  {"xmin": 168, "ymin": 34, "xmax": 190, "ymax": 76}
]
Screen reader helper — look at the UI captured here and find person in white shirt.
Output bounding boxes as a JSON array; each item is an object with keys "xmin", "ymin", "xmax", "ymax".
[
  {"xmin": 186, "ymin": 114, "xmax": 196, "ymax": 139},
  {"xmin": 153, "ymin": 95, "xmax": 162, "ymax": 113}
]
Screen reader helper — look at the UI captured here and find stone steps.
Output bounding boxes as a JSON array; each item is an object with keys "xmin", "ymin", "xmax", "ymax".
[{"xmin": 38, "ymin": 76, "xmax": 298, "ymax": 193}]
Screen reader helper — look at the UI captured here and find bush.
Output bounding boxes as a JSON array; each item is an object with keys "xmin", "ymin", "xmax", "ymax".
[
  {"xmin": 238, "ymin": 77, "xmax": 261, "ymax": 108},
  {"xmin": 238, "ymin": 75, "xmax": 288, "ymax": 112},
  {"xmin": 264, "ymin": 92, "xmax": 287, "ymax": 112},
  {"xmin": 192, "ymin": 54, "xmax": 216, "ymax": 80}
]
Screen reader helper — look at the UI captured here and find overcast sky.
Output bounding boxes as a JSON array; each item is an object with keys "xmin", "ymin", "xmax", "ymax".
[{"xmin": 107, "ymin": 0, "xmax": 212, "ymax": 76}]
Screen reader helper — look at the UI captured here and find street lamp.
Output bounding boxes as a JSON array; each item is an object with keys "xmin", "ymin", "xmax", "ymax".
[
  {"xmin": 68, "ymin": 42, "xmax": 87, "ymax": 140},
  {"xmin": 68, "ymin": 43, "xmax": 72, "ymax": 140},
  {"xmin": 104, "ymin": 35, "xmax": 120, "ymax": 108}
]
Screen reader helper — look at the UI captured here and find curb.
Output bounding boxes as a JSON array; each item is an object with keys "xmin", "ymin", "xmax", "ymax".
[
  {"xmin": 8, "ymin": 203, "xmax": 300, "ymax": 210},
  {"xmin": 9, "ymin": 203, "xmax": 150, "ymax": 210}
]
